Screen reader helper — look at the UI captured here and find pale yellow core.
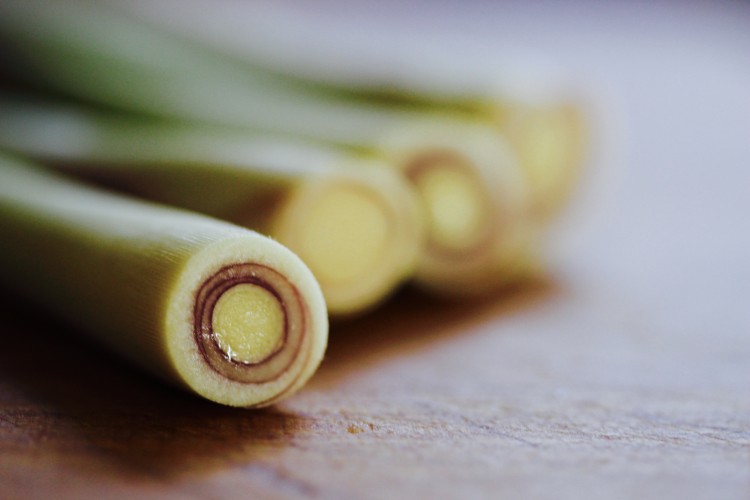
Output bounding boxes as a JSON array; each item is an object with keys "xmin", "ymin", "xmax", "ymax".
[
  {"xmin": 416, "ymin": 164, "xmax": 484, "ymax": 250},
  {"xmin": 211, "ymin": 284, "xmax": 285, "ymax": 364},
  {"xmin": 520, "ymin": 110, "xmax": 573, "ymax": 194},
  {"xmin": 298, "ymin": 186, "xmax": 389, "ymax": 285}
]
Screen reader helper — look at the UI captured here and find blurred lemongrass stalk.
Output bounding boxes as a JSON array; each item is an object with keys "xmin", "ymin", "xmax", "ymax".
[{"xmin": 0, "ymin": 96, "xmax": 424, "ymax": 316}]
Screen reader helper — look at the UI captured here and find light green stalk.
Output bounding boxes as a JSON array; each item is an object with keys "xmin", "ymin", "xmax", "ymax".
[{"xmin": 0, "ymin": 153, "xmax": 328, "ymax": 407}]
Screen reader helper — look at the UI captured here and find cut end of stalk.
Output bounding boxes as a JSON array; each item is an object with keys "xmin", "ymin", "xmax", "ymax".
[
  {"xmin": 404, "ymin": 150, "xmax": 493, "ymax": 259},
  {"xmin": 410, "ymin": 156, "xmax": 488, "ymax": 252},
  {"xmin": 194, "ymin": 263, "xmax": 304, "ymax": 384},
  {"xmin": 298, "ymin": 185, "xmax": 389, "ymax": 286},
  {"xmin": 167, "ymin": 231, "xmax": 328, "ymax": 408},
  {"xmin": 271, "ymin": 168, "xmax": 422, "ymax": 316},
  {"xmin": 380, "ymin": 117, "xmax": 536, "ymax": 295},
  {"xmin": 498, "ymin": 103, "xmax": 586, "ymax": 219}
]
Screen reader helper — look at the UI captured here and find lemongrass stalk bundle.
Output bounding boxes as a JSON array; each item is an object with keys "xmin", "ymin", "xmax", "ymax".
[
  {"xmin": 0, "ymin": 0, "xmax": 536, "ymax": 294},
  {"xmin": 0, "ymin": 97, "xmax": 424, "ymax": 314},
  {"xmin": 0, "ymin": 153, "xmax": 327, "ymax": 407}
]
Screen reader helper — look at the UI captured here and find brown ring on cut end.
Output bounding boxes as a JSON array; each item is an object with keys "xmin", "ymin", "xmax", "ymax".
[
  {"xmin": 404, "ymin": 150, "xmax": 496, "ymax": 261},
  {"xmin": 193, "ymin": 263, "xmax": 306, "ymax": 384}
]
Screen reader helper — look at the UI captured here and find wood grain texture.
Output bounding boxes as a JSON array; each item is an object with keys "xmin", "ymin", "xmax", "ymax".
[
  {"xmin": 2, "ymin": 2, "xmax": 750, "ymax": 499},
  {"xmin": 0, "ymin": 273, "xmax": 748, "ymax": 499}
]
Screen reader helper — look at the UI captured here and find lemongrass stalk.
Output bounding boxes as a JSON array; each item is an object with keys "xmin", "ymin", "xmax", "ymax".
[
  {"xmin": 375, "ymin": 117, "xmax": 539, "ymax": 293},
  {"xmin": 0, "ymin": 153, "xmax": 327, "ymax": 407},
  {"xmin": 115, "ymin": 0, "xmax": 589, "ymax": 222},
  {"xmin": 492, "ymin": 101, "xmax": 587, "ymax": 220},
  {"xmin": 0, "ymin": 97, "xmax": 424, "ymax": 314},
  {"xmin": 0, "ymin": 0, "xmax": 451, "ymax": 148}
]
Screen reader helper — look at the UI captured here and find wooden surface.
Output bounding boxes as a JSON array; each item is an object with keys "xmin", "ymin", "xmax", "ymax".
[
  {"xmin": 1, "ymin": 274, "xmax": 748, "ymax": 499},
  {"xmin": 2, "ymin": 2, "xmax": 750, "ymax": 499}
]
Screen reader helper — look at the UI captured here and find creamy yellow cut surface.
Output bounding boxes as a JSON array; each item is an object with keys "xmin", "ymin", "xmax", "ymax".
[
  {"xmin": 415, "ymin": 163, "xmax": 485, "ymax": 251},
  {"xmin": 211, "ymin": 283, "xmax": 286, "ymax": 364},
  {"xmin": 298, "ymin": 186, "xmax": 389, "ymax": 285},
  {"xmin": 519, "ymin": 108, "xmax": 575, "ymax": 195}
]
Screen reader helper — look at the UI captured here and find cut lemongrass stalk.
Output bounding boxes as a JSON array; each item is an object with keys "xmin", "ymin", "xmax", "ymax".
[
  {"xmin": 270, "ymin": 168, "xmax": 423, "ymax": 311},
  {"xmin": 0, "ymin": 97, "xmax": 424, "ymax": 313},
  {"xmin": 492, "ymin": 101, "xmax": 587, "ymax": 221},
  {"xmin": 376, "ymin": 116, "xmax": 537, "ymax": 293},
  {"xmin": 0, "ymin": 153, "xmax": 327, "ymax": 407}
]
